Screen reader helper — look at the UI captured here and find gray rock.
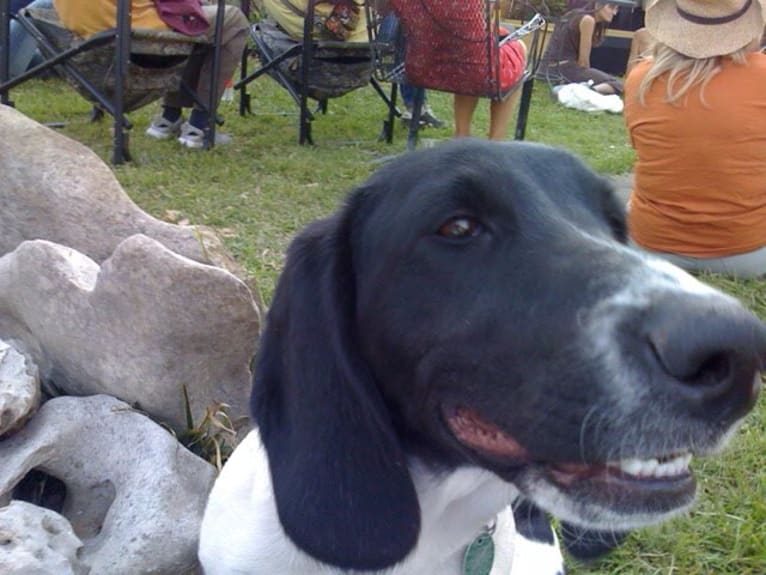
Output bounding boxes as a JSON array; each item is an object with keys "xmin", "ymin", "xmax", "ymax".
[
  {"xmin": 0, "ymin": 500, "xmax": 89, "ymax": 575},
  {"xmin": 0, "ymin": 235, "xmax": 259, "ymax": 431},
  {"xmin": 0, "ymin": 395, "xmax": 217, "ymax": 575},
  {"xmin": 0, "ymin": 104, "xmax": 248, "ymax": 283},
  {"xmin": 0, "ymin": 340, "xmax": 40, "ymax": 438}
]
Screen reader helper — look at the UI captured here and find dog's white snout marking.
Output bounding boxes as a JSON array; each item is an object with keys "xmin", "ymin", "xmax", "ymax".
[
  {"xmin": 643, "ymin": 257, "xmax": 722, "ymax": 298},
  {"xmin": 595, "ymin": 248, "xmax": 739, "ymax": 318},
  {"xmin": 581, "ymin": 244, "xmax": 747, "ymax": 404}
]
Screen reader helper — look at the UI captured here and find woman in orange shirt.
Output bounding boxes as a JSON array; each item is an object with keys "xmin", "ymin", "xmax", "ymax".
[{"xmin": 625, "ymin": 0, "xmax": 766, "ymax": 277}]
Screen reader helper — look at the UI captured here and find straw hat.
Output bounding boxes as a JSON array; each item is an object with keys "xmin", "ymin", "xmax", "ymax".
[
  {"xmin": 646, "ymin": 0, "xmax": 765, "ymax": 58},
  {"xmin": 598, "ymin": 0, "xmax": 638, "ymax": 6}
]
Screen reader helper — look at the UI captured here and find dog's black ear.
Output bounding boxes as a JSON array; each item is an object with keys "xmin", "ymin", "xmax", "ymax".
[{"xmin": 251, "ymin": 191, "xmax": 420, "ymax": 571}]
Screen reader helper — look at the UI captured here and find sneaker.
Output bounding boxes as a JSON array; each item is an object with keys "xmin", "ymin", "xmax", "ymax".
[
  {"xmin": 145, "ymin": 115, "xmax": 184, "ymax": 140},
  {"xmin": 419, "ymin": 107, "xmax": 446, "ymax": 129},
  {"xmin": 177, "ymin": 122, "xmax": 232, "ymax": 149},
  {"xmin": 400, "ymin": 107, "xmax": 446, "ymax": 129}
]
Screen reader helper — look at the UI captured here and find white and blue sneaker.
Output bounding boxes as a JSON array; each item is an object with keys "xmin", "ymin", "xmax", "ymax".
[
  {"xmin": 145, "ymin": 115, "xmax": 184, "ymax": 140},
  {"xmin": 177, "ymin": 122, "xmax": 232, "ymax": 149}
]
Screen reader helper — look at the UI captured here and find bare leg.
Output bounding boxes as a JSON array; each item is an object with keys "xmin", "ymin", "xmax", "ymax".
[
  {"xmin": 454, "ymin": 94, "xmax": 479, "ymax": 138},
  {"xmin": 454, "ymin": 41, "xmax": 527, "ymax": 140},
  {"xmin": 488, "ymin": 40, "xmax": 527, "ymax": 140},
  {"xmin": 488, "ymin": 88, "xmax": 521, "ymax": 141}
]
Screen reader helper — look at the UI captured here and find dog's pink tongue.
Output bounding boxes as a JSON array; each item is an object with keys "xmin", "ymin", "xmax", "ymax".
[{"xmin": 448, "ymin": 407, "xmax": 529, "ymax": 459}]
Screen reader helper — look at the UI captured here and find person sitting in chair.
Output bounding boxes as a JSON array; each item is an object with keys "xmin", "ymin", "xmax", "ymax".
[
  {"xmin": 389, "ymin": 0, "xmax": 528, "ymax": 141},
  {"xmin": 541, "ymin": 1, "xmax": 636, "ymax": 94},
  {"xmin": 263, "ymin": 0, "xmax": 368, "ymax": 42},
  {"xmin": 377, "ymin": 12, "xmax": 445, "ymax": 129},
  {"xmin": 452, "ymin": 33, "xmax": 527, "ymax": 141},
  {"xmin": 7, "ymin": 0, "xmax": 46, "ymax": 79},
  {"xmin": 48, "ymin": 0, "xmax": 248, "ymax": 148}
]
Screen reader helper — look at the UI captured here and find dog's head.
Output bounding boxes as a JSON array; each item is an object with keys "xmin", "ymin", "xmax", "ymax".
[{"xmin": 252, "ymin": 140, "xmax": 765, "ymax": 570}]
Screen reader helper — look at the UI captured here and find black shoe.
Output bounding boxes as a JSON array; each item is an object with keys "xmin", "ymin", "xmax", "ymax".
[
  {"xmin": 401, "ymin": 107, "xmax": 446, "ymax": 129},
  {"xmin": 418, "ymin": 107, "xmax": 446, "ymax": 129}
]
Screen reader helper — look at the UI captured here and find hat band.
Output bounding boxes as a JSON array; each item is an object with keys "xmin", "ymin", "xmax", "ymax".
[{"xmin": 676, "ymin": 0, "xmax": 752, "ymax": 24}]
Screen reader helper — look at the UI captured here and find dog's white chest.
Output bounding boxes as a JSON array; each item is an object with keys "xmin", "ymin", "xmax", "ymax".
[{"xmin": 198, "ymin": 431, "xmax": 525, "ymax": 575}]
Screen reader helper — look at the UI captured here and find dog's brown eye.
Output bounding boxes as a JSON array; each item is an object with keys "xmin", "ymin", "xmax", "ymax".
[{"xmin": 437, "ymin": 216, "xmax": 481, "ymax": 239}]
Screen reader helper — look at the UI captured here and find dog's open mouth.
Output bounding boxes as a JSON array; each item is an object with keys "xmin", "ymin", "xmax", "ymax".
[
  {"xmin": 445, "ymin": 406, "xmax": 694, "ymax": 490},
  {"xmin": 548, "ymin": 454, "xmax": 693, "ymax": 485},
  {"xmin": 445, "ymin": 405, "xmax": 531, "ymax": 460}
]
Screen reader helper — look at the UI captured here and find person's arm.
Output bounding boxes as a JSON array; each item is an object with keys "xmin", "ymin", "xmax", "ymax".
[
  {"xmin": 626, "ymin": 28, "xmax": 651, "ymax": 76},
  {"xmin": 577, "ymin": 15, "xmax": 595, "ymax": 68}
]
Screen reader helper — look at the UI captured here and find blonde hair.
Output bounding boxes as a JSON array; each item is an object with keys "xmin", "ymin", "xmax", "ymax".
[{"xmin": 638, "ymin": 42, "xmax": 749, "ymax": 105}]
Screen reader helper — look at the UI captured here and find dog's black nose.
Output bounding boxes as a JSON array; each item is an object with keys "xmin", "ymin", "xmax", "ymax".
[{"xmin": 645, "ymin": 295, "xmax": 766, "ymax": 422}]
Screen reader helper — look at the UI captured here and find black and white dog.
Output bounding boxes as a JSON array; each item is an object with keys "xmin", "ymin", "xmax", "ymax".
[{"xmin": 198, "ymin": 140, "xmax": 765, "ymax": 575}]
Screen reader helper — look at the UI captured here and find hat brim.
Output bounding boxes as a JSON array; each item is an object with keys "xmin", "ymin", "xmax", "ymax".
[{"xmin": 646, "ymin": 0, "xmax": 764, "ymax": 58}]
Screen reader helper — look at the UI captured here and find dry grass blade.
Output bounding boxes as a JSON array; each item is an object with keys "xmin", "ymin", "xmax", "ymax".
[{"xmin": 178, "ymin": 385, "xmax": 243, "ymax": 469}]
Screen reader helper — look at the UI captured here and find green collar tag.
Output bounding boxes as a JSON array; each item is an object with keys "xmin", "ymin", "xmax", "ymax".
[{"xmin": 462, "ymin": 530, "xmax": 495, "ymax": 575}]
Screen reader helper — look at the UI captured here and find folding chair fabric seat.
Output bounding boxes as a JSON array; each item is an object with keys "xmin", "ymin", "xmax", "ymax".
[
  {"xmin": 262, "ymin": 0, "xmax": 370, "ymax": 42},
  {"xmin": 389, "ymin": 0, "xmax": 520, "ymax": 99},
  {"xmin": 255, "ymin": 18, "xmax": 373, "ymax": 101},
  {"xmin": 236, "ymin": 0, "xmax": 394, "ymax": 145},
  {"xmin": 23, "ymin": 7, "xmax": 207, "ymax": 113}
]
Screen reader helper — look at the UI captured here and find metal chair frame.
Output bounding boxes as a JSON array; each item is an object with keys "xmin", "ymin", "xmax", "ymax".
[
  {"xmin": 0, "ymin": 0, "xmax": 227, "ymax": 164},
  {"xmin": 235, "ymin": 0, "xmax": 396, "ymax": 145}
]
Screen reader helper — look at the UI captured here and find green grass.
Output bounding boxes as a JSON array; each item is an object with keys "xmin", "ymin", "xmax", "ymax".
[
  {"xmin": 6, "ymin": 77, "xmax": 765, "ymax": 574},
  {"xmin": 8, "ymin": 77, "xmax": 632, "ymax": 299}
]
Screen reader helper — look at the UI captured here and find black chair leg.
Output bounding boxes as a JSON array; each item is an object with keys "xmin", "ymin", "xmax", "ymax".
[
  {"xmin": 299, "ymin": 91, "xmax": 313, "ymax": 145},
  {"xmin": 204, "ymin": 0, "xmax": 226, "ymax": 150},
  {"xmin": 407, "ymin": 87, "xmax": 425, "ymax": 151},
  {"xmin": 367, "ymin": 76, "xmax": 399, "ymax": 144},
  {"xmin": 0, "ymin": 0, "xmax": 13, "ymax": 106},
  {"xmin": 238, "ymin": 0, "xmax": 250, "ymax": 116},
  {"xmin": 514, "ymin": 77, "xmax": 535, "ymax": 141},
  {"xmin": 382, "ymin": 82, "xmax": 397, "ymax": 143},
  {"xmin": 121, "ymin": 130, "xmax": 132, "ymax": 162},
  {"xmin": 112, "ymin": 0, "xmax": 130, "ymax": 165},
  {"xmin": 238, "ymin": 46, "xmax": 251, "ymax": 116}
]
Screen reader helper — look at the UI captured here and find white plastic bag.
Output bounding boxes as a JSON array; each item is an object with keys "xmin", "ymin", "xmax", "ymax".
[{"xmin": 554, "ymin": 83, "xmax": 624, "ymax": 114}]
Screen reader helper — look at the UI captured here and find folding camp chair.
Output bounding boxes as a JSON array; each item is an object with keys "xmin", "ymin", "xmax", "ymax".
[
  {"xmin": 382, "ymin": 0, "xmax": 545, "ymax": 149},
  {"xmin": 364, "ymin": 4, "xmax": 407, "ymax": 144},
  {"xmin": 533, "ymin": 2, "xmax": 583, "ymax": 94},
  {"xmin": 0, "ymin": 0, "xmax": 227, "ymax": 164},
  {"xmin": 235, "ymin": 0, "xmax": 395, "ymax": 145}
]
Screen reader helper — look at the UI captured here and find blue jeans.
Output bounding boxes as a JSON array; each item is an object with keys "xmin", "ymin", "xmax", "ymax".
[
  {"xmin": 378, "ymin": 13, "xmax": 425, "ymax": 110},
  {"xmin": 8, "ymin": 0, "xmax": 50, "ymax": 78}
]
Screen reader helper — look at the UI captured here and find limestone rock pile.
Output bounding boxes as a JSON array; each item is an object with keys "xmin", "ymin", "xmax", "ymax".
[{"xmin": 0, "ymin": 105, "xmax": 261, "ymax": 574}]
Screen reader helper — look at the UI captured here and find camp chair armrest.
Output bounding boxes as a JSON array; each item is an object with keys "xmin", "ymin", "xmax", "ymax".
[{"xmin": 25, "ymin": 7, "xmax": 209, "ymax": 46}]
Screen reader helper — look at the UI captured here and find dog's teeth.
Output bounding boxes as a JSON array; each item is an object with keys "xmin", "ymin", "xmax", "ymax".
[
  {"xmin": 618, "ymin": 454, "xmax": 691, "ymax": 479},
  {"xmin": 620, "ymin": 458, "xmax": 657, "ymax": 477}
]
